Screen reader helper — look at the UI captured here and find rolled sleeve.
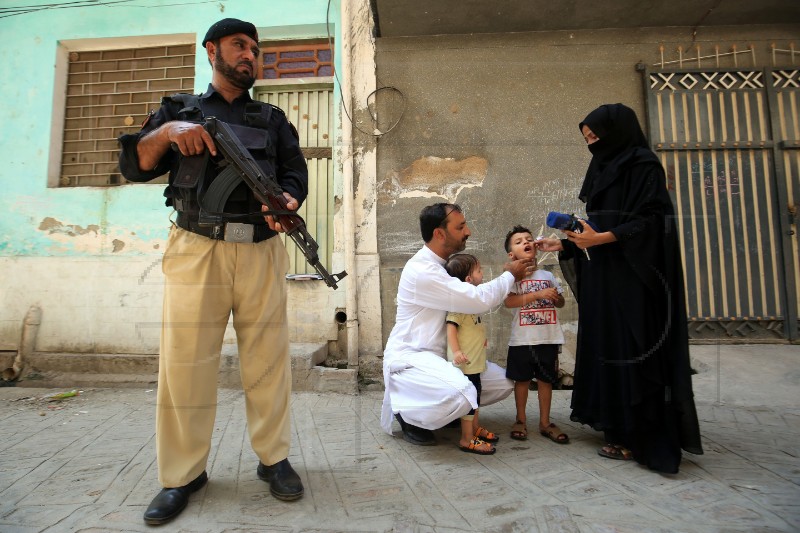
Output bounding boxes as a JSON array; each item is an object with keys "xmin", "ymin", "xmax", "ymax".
[{"xmin": 118, "ymin": 132, "xmax": 171, "ymax": 182}]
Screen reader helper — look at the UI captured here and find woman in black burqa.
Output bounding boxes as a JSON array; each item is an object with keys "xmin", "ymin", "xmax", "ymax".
[{"xmin": 537, "ymin": 103, "xmax": 703, "ymax": 473}]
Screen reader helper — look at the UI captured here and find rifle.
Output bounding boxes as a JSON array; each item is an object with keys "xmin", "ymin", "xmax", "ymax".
[{"xmin": 201, "ymin": 116, "xmax": 347, "ymax": 289}]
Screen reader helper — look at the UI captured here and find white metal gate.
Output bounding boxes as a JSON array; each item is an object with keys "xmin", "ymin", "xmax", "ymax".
[{"xmin": 255, "ymin": 79, "xmax": 335, "ymax": 276}]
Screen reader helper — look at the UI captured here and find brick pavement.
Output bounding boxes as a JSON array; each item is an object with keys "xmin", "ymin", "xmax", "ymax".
[{"xmin": 0, "ymin": 345, "xmax": 798, "ymax": 532}]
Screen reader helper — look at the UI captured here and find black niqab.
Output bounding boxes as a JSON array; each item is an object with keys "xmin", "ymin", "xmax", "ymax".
[{"xmin": 578, "ymin": 103, "xmax": 653, "ymax": 203}]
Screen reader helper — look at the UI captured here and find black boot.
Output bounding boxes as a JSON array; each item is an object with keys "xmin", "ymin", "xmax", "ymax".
[
  {"xmin": 143, "ymin": 471, "xmax": 208, "ymax": 526},
  {"xmin": 395, "ymin": 413, "xmax": 436, "ymax": 446},
  {"xmin": 257, "ymin": 458, "xmax": 304, "ymax": 501}
]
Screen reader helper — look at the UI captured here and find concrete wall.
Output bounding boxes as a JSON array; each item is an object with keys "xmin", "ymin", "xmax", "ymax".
[
  {"xmin": 374, "ymin": 24, "xmax": 800, "ymax": 374},
  {"xmin": 0, "ymin": 1, "xmax": 347, "ymax": 354},
  {"xmin": 339, "ymin": 0, "xmax": 384, "ymax": 375}
]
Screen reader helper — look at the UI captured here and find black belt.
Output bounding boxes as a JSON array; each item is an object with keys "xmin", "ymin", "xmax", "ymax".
[{"xmin": 175, "ymin": 212, "xmax": 275, "ymax": 243}]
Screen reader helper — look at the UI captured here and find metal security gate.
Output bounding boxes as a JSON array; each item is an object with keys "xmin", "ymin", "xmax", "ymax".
[
  {"xmin": 644, "ymin": 67, "xmax": 800, "ymax": 342},
  {"xmin": 254, "ymin": 80, "xmax": 335, "ymax": 277}
]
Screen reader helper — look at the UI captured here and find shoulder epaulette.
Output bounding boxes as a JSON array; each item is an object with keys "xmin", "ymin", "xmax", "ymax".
[
  {"xmin": 265, "ymin": 102, "xmax": 286, "ymax": 116},
  {"xmin": 161, "ymin": 93, "xmax": 201, "ymax": 107}
]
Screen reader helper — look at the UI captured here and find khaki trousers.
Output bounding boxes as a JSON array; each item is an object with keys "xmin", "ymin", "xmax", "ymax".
[{"xmin": 156, "ymin": 226, "xmax": 291, "ymax": 488}]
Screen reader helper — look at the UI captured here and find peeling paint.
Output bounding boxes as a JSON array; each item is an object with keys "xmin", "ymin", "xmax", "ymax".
[
  {"xmin": 379, "ymin": 156, "xmax": 489, "ymax": 205},
  {"xmin": 38, "ymin": 217, "xmax": 99, "ymax": 236},
  {"xmin": 35, "ymin": 216, "xmax": 165, "ymax": 255}
]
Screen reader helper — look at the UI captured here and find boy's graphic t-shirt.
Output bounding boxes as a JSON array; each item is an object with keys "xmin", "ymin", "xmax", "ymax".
[{"xmin": 508, "ymin": 269, "xmax": 565, "ymax": 346}]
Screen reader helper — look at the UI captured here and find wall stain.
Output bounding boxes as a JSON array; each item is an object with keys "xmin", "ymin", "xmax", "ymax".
[
  {"xmin": 35, "ymin": 216, "xmax": 163, "ymax": 254},
  {"xmin": 38, "ymin": 217, "xmax": 99, "ymax": 236},
  {"xmin": 379, "ymin": 155, "xmax": 488, "ymax": 205}
]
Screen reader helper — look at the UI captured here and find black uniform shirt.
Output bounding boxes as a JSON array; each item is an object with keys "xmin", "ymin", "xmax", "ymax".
[{"xmin": 118, "ymin": 84, "xmax": 308, "ymax": 221}]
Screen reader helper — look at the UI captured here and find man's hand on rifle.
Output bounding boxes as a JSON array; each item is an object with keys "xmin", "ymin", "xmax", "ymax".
[
  {"xmin": 167, "ymin": 122, "xmax": 217, "ymax": 156},
  {"xmin": 138, "ymin": 121, "xmax": 217, "ymax": 171},
  {"xmin": 262, "ymin": 192, "xmax": 299, "ymax": 233}
]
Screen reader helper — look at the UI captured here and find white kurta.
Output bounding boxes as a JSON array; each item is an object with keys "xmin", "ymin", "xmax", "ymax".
[{"xmin": 381, "ymin": 246, "xmax": 515, "ymax": 434}]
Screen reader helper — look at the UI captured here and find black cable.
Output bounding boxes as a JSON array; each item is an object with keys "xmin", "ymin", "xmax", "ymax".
[
  {"xmin": 690, "ymin": 0, "xmax": 724, "ymax": 43},
  {"xmin": 0, "ymin": 0, "xmax": 135, "ymax": 18},
  {"xmin": 0, "ymin": 0, "xmax": 217, "ymax": 18},
  {"xmin": 326, "ymin": 0, "xmax": 405, "ymax": 137}
]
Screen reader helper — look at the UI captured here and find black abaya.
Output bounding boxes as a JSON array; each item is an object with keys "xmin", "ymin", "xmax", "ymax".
[{"xmin": 563, "ymin": 104, "xmax": 703, "ymax": 474}]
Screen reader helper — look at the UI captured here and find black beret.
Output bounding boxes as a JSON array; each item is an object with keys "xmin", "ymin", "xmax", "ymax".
[{"xmin": 202, "ymin": 18, "xmax": 258, "ymax": 47}]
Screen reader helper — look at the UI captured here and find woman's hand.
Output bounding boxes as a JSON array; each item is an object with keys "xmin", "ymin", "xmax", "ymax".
[
  {"xmin": 535, "ymin": 237, "xmax": 563, "ymax": 252},
  {"xmin": 565, "ymin": 220, "xmax": 616, "ymax": 249}
]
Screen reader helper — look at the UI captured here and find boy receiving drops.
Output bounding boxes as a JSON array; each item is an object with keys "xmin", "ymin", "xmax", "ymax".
[{"xmin": 504, "ymin": 225, "xmax": 569, "ymax": 445}]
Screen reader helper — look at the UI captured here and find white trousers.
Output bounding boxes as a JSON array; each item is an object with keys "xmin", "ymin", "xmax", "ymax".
[{"xmin": 381, "ymin": 352, "xmax": 513, "ymax": 433}]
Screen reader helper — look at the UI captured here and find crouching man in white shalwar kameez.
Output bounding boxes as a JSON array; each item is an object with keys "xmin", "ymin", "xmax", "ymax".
[{"xmin": 381, "ymin": 203, "xmax": 533, "ymax": 445}]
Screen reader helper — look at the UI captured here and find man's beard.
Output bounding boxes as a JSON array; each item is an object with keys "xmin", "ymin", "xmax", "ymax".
[
  {"xmin": 214, "ymin": 48, "xmax": 256, "ymax": 90},
  {"xmin": 445, "ymin": 234, "xmax": 467, "ymax": 255}
]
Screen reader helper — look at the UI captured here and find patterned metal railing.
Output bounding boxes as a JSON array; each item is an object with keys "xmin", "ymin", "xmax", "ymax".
[{"xmin": 644, "ymin": 65, "xmax": 799, "ymax": 341}]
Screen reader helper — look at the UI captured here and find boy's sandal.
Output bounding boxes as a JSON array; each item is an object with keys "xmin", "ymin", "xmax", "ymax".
[
  {"xmin": 459, "ymin": 438, "xmax": 496, "ymax": 455},
  {"xmin": 474, "ymin": 426, "xmax": 499, "ymax": 443},
  {"xmin": 539, "ymin": 423, "xmax": 569, "ymax": 444},
  {"xmin": 510, "ymin": 421, "xmax": 528, "ymax": 441},
  {"xmin": 597, "ymin": 443, "xmax": 632, "ymax": 461}
]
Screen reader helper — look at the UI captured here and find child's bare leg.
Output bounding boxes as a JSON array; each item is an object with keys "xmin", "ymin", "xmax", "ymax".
[
  {"xmin": 459, "ymin": 414, "xmax": 493, "ymax": 452},
  {"xmin": 460, "ymin": 416, "xmax": 474, "ymax": 448},
  {"xmin": 510, "ymin": 381, "xmax": 530, "ymax": 440},
  {"xmin": 514, "ymin": 381, "xmax": 529, "ymax": 423},
  {"xmin": 470, "ymin": 409, "xmax": 499, "ymax": 442},
  {"xmin": 538, "ymin": 380, "xmax": 569, "ymax": 443},
  {"xmin": 537, "ymin": 380, "xmax": 553, "ymax": 428}
]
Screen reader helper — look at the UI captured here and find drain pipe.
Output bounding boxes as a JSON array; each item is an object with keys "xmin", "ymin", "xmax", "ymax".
[
  {"xmin": 341, "ymin": 0, "xmax": 360, "ymax": 369},
  {"xmin": 2, "ymin": 305, "xmax": 42, "ymax": 381}
]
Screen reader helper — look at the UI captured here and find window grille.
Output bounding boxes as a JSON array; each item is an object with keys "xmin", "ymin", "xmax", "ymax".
[
  {"xmin": 59, "ymin": 44, "xmax": 195, "ymax": 187},
  {"xmin": 260, "ymin": 41, "xmax": 332, "ymax": 79}
]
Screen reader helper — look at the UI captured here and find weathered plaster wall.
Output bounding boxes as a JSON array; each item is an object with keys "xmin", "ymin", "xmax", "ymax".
[
  {"xmin": 0, "ymin": 0, "xmax": 344, "ymax": 354},
  {"xmin": 374, "ymin": 24, "xmax": 800, "ymax": 375},
  {"xmin": 345, "ymin": 0, "xmax": 384, "ymax": 374}
]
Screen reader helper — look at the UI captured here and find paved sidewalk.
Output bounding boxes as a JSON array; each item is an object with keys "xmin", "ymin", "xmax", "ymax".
[{"xmin": 0, "ymin": 345, "xmax": 798, "ymax": 532}]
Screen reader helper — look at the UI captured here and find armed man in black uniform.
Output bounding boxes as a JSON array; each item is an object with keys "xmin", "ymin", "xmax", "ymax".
[{"xmin": 118, "ymin": 18, "xmax": 308, "ymax": 526}]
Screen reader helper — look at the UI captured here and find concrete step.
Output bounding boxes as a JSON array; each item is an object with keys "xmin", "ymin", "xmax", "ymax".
[{"xmin": 0, "ymin": 343, "xmax": 358, "ymax": 394}]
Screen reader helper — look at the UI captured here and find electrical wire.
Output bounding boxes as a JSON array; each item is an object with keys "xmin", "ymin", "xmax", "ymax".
[
  {"xmin": 326, "ymin": 0, "xmax": 405, "ymax": 137},
  {"xmin": 0, "ymin": 0, "xmax": 218, "ymax": 18}
]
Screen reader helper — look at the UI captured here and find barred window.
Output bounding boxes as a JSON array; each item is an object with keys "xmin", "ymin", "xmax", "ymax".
[
  {"xmin": 260, "ymin": 41, "xmax": 332, "ymax": 80},
  {"xmin": 58, "ymin": 43, "xmax": 195, "ymax": 187}
]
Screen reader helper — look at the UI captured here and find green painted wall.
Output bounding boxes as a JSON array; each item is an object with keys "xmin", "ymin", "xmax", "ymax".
[{"xmin": 0, "ymin": 0, "xmax": 340, "ymax": 257}]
